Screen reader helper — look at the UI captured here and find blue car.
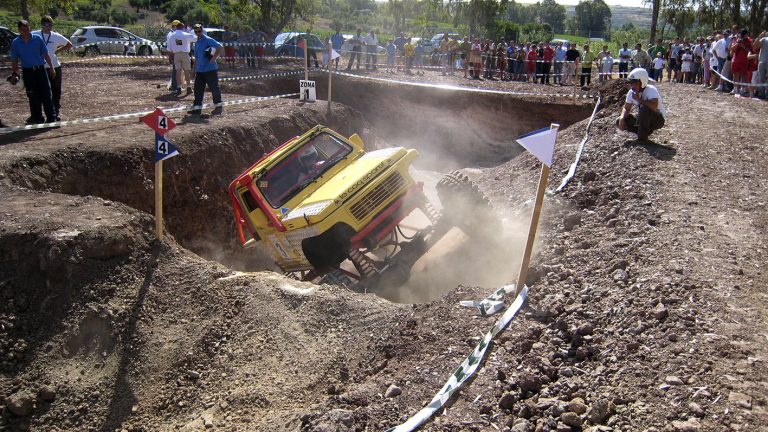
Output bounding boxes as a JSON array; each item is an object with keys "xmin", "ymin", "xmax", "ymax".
[{"xmin": 274, "ymin": 32, "xmax": 325, "ymax": 58}]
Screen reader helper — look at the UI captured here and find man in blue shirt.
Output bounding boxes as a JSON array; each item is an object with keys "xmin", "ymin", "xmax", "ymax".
[
  {"xmin": 190, "ymin": 23, "xmax": 223, "ymax": 116},
  {"xmin": 10, "ymin": 19, "xmax": 57, "ymax": 124},
  {"xmin": 330, "ymin": 27, "xmax": 345, "ymax": 70}
]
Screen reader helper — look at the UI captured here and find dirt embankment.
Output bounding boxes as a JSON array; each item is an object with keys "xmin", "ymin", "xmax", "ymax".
[{"xmin": 1, "ymin": 60, "xmax": 767, "ymax": 432}]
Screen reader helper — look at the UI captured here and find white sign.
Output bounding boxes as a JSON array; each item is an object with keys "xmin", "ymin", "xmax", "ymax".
[{"xmin": 299, "ymin": 80, "xmax": 316, "ymax": 102}]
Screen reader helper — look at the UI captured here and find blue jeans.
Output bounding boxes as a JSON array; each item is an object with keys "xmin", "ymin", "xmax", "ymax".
[{"xmin": 191, "ymin": 70, "xmax": 221, "ymax": 114}]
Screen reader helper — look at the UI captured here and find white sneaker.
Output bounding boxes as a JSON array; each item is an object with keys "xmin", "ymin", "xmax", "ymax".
[
  {"xmin": 714, "ymin": 86, "xmax": 722, "ymax": 91},
  {"xmin": 730, "ymin": 89, "xmax": 738, "ymax": 95}
]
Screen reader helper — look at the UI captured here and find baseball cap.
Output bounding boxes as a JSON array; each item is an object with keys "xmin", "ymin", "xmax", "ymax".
[
  {"xmin": 723, "ymin": 29, "xmax": 731, "ymax": 35},
  {"xmin": 171, "ymin": 19, "xmax": 182, "ymax": 26}
]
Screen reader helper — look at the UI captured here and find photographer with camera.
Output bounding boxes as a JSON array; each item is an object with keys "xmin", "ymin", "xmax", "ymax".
[
  {"xmin": 9, "ymin": 19, "xmax": 57, "ymax": 125},
  {"xmin": 729, "ymin": 29, "xmax": 753, "ymax": 96},
  {"xmin": 189, "ymin": 23, "xmax": 223, "ymax": 116},
  {"xmin": 616, "ymin": 68, "xmax": 666, "ymax": 143}
]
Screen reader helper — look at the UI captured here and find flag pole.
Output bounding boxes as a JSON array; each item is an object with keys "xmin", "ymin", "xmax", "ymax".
[
  {"xmin": 155, "ymin": 159, "xmax": 164, "ymax": 240},
  {"xmin": 327, "ymin": 64, "xmax": 333, "ymax": 113},
  {"xmin": 303, "ymin": 36, "xmax": 309, "ymax": 82},
  {"xmin": 514, "ymin": 123, "xmax": 559, "ymax": 297}
]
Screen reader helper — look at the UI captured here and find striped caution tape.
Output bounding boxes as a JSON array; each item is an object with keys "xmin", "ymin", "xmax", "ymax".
[
  {"xmin": 556, "ymin": 96, "xmax": 602, "ymax": 192},
  {"xmin": 0, "ymin": 92, "xmax": 299, "ymax": 135},
  {"xmin": 326, "ymin": 69, "xmax": 596, "ymax": 99},
  {"xmin": 708, "ymin": 63, "xmax": 768, "ymax": 88},
  {"xmin": 219, "ymin": 70, "xmax": 306, "ymax": 82},
  {"xmin": 459, "ymin": 283, "xmax": 518, "ymax": 316},
  {"xmin": 388, "ymin": 285, "xmax": 528, "ymax": 432}
]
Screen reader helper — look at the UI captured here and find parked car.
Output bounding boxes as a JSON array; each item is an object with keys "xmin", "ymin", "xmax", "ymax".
[
  {"xmin": 1, "ymin": 26, "xmax": 19, "ymax": 55},
  {"xmin": 428, "ymin": 32, "xmax": 460, "ymax": 52},
  {"xmin": 204, "ymin": 27, "xmax": 225, "ymax": 42},
  {"xmin": 274, "ymin": 32, "xmax": 325, "ymax": 58},
  {"xmin": 71, "ymin": 26, "xmax": 159, "ymax": 56}
]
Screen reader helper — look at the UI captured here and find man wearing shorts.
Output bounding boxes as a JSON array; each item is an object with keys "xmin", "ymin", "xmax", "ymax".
[{"xmin": 167, "ymin": 21, "xmax": 196, "ymax": 96}]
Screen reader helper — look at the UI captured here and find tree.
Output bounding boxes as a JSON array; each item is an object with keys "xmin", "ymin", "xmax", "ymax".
[
  {"xmin": 648, "ymin": 0, "xmax": 661, "ymax": 43},
  {"xmin": 573, "ymin": 0, "xmax": 611, "ymax": 38},
  {"xmin": 537, "ymin": 0, "xmax": 565, "ymax": 34},
  {"xmin": 128, "ymin": 0, "xmax": 150, "ymax": 12},
  {"xmin": 455, "ymin": 0, "xmax": 506, "ymax": 37}
]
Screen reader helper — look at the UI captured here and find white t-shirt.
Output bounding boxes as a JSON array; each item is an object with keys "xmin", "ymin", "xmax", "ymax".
[
  {"xmin": 653, "ymin": 57, "xmax": 664, "ymax": 69},
  {"xmin": 626, "ymin": 84, "xmax": 666, "ymax": 118},
  {"xmin": 601, "ymin": 56, "xmax": 613, "ymax": 73},
  {"xmin": 32, "ymin": 30, "xmax": 70, "ymax": 68},
  {"xmin": 713, "ymin": 38, "xmax": 728, "ymax": 58},
  {"xmin": 167, "ymin": 29, "xmax": 196, "ymax": 53},
  {"xmin": 618, "ymin": 48, "xmax": 631, "ymax": 63}
]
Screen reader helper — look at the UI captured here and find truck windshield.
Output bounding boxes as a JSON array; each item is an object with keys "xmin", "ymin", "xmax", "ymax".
[{"xmin": 257, "ymin": 132, "xmax": 353, "ymax": 208}]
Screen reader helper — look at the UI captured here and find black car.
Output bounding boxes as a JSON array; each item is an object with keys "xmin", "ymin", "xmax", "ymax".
[{"xmin": 1, "ymin": 26, "xmax": 19, "ymax": 56}]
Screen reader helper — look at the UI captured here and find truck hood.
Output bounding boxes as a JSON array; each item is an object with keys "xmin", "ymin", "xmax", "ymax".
[{"xmin": 281, "ymin": 147, "xmax": 410, "ymax": 229}]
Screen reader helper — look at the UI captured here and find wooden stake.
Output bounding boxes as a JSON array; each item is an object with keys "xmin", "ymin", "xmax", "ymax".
[
  {"xmin": 327, "ymin": 66, "xmax": 333, "ymax": 113},
  {"xmin": 155, "ymin": 160, "xmax": 163, "ymax": 241},
  {"xmin": 304, "ymin": 36, "xmax": 309, "ymax": 82},
  {"xmin": 514, "ymin": 123, "xmax": 559, "ymax": 297}
]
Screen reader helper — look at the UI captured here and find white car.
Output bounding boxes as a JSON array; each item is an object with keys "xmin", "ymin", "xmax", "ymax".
[{"xmin": 71, "ymin": 26, "xmax": 159, "ymax": 56}]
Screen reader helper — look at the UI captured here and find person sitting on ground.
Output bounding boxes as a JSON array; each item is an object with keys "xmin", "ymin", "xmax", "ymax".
[{"xmin": 616, "ymin": 68, "xmax": 666, "ymax": 143}]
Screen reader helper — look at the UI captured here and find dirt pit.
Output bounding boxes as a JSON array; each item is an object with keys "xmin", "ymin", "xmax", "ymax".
[{"xmin": 1, "ymin": 58, "xmax": 767, "ymax": 432}]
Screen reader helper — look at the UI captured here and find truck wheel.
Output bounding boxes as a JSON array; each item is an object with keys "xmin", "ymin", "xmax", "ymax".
[{"xmin": 436, "ymin": 170, "xmax": 501, "ymax": 240}]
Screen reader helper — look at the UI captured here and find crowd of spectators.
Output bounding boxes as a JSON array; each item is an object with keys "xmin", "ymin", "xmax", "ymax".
[{"xmin": 313, "ymin": 28, "xmax": 766, "ymax": 100}]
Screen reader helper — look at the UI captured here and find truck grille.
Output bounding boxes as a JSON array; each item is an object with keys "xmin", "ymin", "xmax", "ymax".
[{"xmin": 350, "ymin": 172, "xmax": 406, "ymax": 221}]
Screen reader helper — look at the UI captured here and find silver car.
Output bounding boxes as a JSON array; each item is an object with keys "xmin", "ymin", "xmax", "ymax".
[{"xmin": 71, "ymin": 26, "xmax": 159, "ymax": 56}]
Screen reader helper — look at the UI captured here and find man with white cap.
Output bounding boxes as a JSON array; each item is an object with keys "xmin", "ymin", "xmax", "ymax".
[
  {"xmin": 166, "ymin": 20, "xmax": 196, "ymax": 96},
  {"xmin": 616, "ymin": 68, "xmax": 666, "ymax": 142}
]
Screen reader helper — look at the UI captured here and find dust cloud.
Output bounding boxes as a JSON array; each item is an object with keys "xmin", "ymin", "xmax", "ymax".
[{"xmin": 373, "ymin": 167, "xmax": 534, "ymax": 304}]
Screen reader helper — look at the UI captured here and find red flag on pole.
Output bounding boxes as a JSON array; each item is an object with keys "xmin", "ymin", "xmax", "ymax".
[{"xmin": 140, "ymin": 108, "xmax": 176, "ymax": 136}]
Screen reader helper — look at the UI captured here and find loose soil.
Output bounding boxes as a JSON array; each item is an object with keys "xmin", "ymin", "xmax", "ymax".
[{"xmin": 0, "ymin": 57, "xmax": 766, "ymax": 432}]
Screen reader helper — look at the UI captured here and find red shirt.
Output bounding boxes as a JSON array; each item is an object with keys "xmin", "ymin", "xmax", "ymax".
[
  {"xmin": 731, "ymin": 36, "xmax": 752, "ymax": 64},
  {"xmin": 543, "ymin": 46, "xmax": 555, "ymax": 61}
]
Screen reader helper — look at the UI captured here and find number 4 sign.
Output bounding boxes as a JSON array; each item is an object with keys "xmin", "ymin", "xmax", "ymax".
[
  {"xmin": 154, "ymin": 133, "xmax": 180, "ymax": 162},
  {"xmin": 140, "ymin": 108, "xmax": 176, "ymax": 135}
]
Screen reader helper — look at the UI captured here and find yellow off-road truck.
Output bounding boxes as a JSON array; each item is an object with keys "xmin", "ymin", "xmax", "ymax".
[{"xmin": 228, "ymin": 125, "xmax": 496, "ymax": 290}]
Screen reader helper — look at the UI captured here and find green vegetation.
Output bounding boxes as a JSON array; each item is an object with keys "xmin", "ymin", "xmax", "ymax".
[{"xmin": 1, "ymin": 0, "xmax": 765, "ymax": 45}]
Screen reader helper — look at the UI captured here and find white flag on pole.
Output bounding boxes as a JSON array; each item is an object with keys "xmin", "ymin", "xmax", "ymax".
[
  {"xmin": 515, "ymin": 127, "xmax": 558, "ymax": 167},
  {"xmin": 331, "ymin": 49, "xmax": 341, "ymax": 60}
]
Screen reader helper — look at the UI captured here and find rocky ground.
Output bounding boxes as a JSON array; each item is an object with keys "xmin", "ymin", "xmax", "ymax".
[{"xmin": 0, "ymin": 56, "xmax": 766, "ymax": 432}]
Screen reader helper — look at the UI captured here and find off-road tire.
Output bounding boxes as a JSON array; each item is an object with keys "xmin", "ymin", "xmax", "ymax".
[
  {"xmin": 436, "ymin": 170, "xmax": 501, "ymax": 240},
  {"xmin": 138, "ymin": 46, "xmax": 151, "ymax": 56}
]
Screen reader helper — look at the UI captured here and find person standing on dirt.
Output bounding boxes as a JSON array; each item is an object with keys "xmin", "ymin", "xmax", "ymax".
[
  {"xmin": 580, "ymin": 44, "xmax": 595, "ymax": 87},
  {"xmin": 403, "ymin": 37, "xmax": 415, "ymax": 75},
  {"xmin": 346, "ymin": 28, "xmax": 363, "ymax": 71},
  {"xmin": 754, "ymin": 30, "xmax": 768, "ymax": 99},
  {"xmin": 32, "ymin": 15, "xmax": 71, "ymax": 122},
  {"xmin": 617, "ymin": 42, "xmax": 631, "ymax": 79},
  {"xmin": 364, "ymin": 30, "xmax": 378, "ymax": 70},
  {"xmin": 564, "ymin": 43, "xmax": 580, "ymax": 86},
  {"xmin": 222, "ymin": 25, "xmax": 237, "ymax": 67},
  {"xmin": 189, "ymin": 24, "xmax": 223, "ymax": 116},
  {"xmin": 330, "ymin": 27, "xmax": 344, "ymax": 70},
  {"xmin": 616, "ymin": 68, "xmax": 666, "ymax": 143},
  {"xmin": 9, "ymin": 19, "xmax": 56, "ymax": 125},
  {"xmin": 167, "ymin": 21, "xmax": 196, "ymax": 97}
]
